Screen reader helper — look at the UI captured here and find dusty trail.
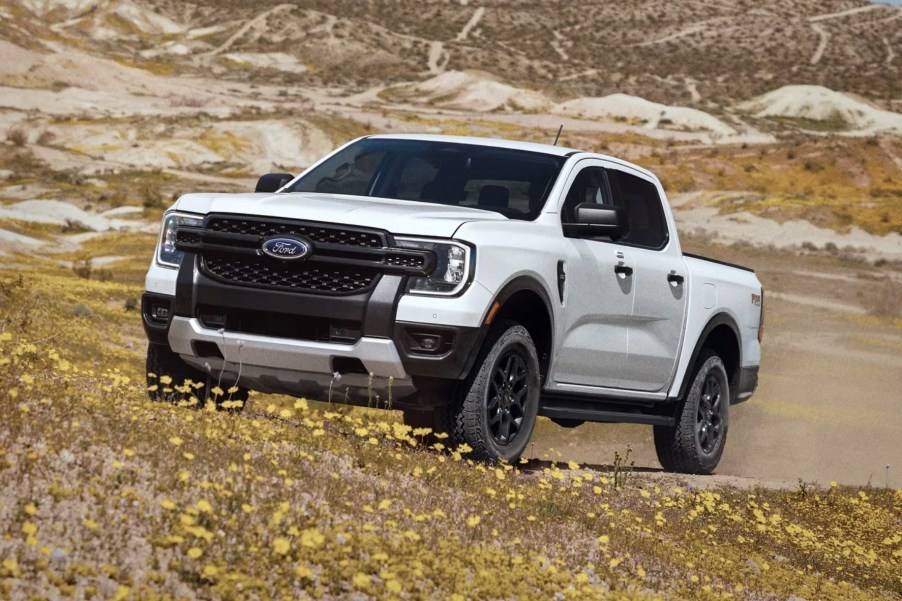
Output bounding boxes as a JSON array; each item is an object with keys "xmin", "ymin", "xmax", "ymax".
[
  {"xmin": 455, "ymin": 6, "xmax": 484, "ymax": 42},
  {"xmin": 199, "ymin": 3, "xmax": 295, "ymax": 57},
  {"xmin": 809, "ymin": 4, "xmax": 888, "ymax": 23},
  {"xmin": 810, "ymin": 23, "xmax": 829, "ymax": 65}
]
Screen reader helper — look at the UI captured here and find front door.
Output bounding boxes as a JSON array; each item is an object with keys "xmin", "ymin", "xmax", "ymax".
[{"xmin": 551, "ymin": 163, "xmax": 634, "ymax": 389}]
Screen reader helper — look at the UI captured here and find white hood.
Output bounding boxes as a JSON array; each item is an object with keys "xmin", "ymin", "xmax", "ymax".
[{"xmin": 174, "ymin": 192, "xmax": 507, "ymax": 238}]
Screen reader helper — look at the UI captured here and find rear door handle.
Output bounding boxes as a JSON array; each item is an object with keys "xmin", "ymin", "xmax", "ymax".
[
  {"xmin": 614, "ymin": 264, "xmax": 633, "ymax": 277},
  {"xmin": 667, "ymin": 273, "xmax": 684, "ymax": 285}
]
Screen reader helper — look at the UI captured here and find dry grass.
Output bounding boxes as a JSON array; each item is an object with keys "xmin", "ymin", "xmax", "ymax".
[
  {"xmin": 648, "ymin": 136, "xmax": 902, "ymax": 235},
  {"xmin": 0, "ymin": 253, "xmax": 900, "ymax": 600}
]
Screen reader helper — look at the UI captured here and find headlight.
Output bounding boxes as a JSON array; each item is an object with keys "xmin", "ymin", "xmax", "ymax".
[
  {"xmin": 394, "ymin": 238, "xmax": 473, "ymax": 296},
  {"xmin": 156, "ymin": 212, "xmax": 203, "ymax": 268}
]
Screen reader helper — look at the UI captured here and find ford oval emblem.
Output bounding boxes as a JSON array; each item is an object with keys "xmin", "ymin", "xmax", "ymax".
[{"xmin": 261, "ymin": 236, "xmax": 311, "ymax": 260}]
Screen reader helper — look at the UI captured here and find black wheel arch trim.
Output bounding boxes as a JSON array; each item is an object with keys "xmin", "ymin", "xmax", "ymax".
[
  {"xmin": 483, "ymin": 276, "xmax": 556, "ymax": 382},
  {"xmin": 675, "ymin": 312, "xmax": 742, "ymax": 402}
]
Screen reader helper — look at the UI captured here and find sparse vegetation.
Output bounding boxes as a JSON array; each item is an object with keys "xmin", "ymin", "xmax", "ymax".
[
  {"xmin": 0, "ymin": 267, "xmax": 900, "ymax": 600},
  {"xmin": 5, "ymin": 127, "xmax": 27, "ymax": 147}
]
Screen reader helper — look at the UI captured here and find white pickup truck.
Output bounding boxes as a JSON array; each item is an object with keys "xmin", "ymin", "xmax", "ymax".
[{"xmin": 143, "ymin": 134, "xmax": 763, "ymax": 474}]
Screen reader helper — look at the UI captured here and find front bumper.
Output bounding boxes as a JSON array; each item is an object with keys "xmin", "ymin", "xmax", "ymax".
[
  {"xmin": 141, "ymin": 254, "xmax": 487, "ymax": 402},
  {"xmin": 169, "ymin": 315, "xmax": 416, "ymax": 402}
]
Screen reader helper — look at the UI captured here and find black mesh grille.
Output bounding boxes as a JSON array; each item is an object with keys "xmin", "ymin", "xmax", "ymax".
[
  {"xmin": 203, "ymin": 257, "xmax": 379, "ymax": 294},
  {"xmin": 207, "ymin": 217, "xmax": 384, "ymax": 248}
]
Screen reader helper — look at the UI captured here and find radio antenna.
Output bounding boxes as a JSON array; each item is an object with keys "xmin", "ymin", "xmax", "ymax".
[{"xmin": 553, "ymin": 124, "xmax": 564, "ymax": 146}]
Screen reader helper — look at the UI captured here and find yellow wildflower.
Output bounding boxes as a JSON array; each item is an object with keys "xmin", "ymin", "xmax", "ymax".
[
  {"xmin": 300, "ymin": 528, "xmax": 325, "ymax": 548},
  {"xmin": 352, "ymin": 572, "xmax": 371, "ymax": 590},
  {"xmin": 113, "ymin": 586, "xmax": 130, "ymax": 601},
  {"xmin": 272, "ymin": 537, "xmax": 291, "ymax": 555},
  {"xmin": 295, "ymin": 564, "xmax": 313, "ymax": 579},
  {"xmin": 187, "ymin": 547, "xmax": 203, "ymax": 559}
]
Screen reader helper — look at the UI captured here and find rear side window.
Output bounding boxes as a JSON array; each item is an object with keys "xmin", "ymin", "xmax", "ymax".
[{"xmin": 607, "ymin": 170, "xmax": 669, "ymax": 250}]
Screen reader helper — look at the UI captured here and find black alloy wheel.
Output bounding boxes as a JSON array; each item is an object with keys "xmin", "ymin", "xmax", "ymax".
[
  {"xmin": 653, "ymin": 349, "xmax": 730, "ymax": 474},
  {"xmin": 486, "ymin": 350, "xmax": 530, "ymax": 446},
  {"xmin": 446, "ymin": 320, "xmax": 541, "ymax": 462},
  {"xmin": 696, "ymin": 374, "xmax": 724, "ymax": 455}
]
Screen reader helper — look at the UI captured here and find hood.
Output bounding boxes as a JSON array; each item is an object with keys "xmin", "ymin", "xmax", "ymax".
[{"xmin": 174, "ymin": 191, "xmax": 507, "ymax": 238}]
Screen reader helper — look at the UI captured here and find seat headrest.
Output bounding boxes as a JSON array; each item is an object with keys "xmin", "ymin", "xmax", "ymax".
[{"xmin": 479, "ymin": 185, "xmax": 509, "ymax": 208}]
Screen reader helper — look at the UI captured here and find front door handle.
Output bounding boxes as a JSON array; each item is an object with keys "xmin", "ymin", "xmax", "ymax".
[
  {"xmin": 667, "ymin": 273, "xmax": 684, "ymax": 285},
  {"xmin": 614, "ymin": 264, "xmax": 633, "ymax": 277}
]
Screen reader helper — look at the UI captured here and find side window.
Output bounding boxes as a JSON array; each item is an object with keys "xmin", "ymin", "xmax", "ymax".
[
  {"xmin": 607, "ymin": 170, "xmax": 669, "ymax": 250},
  {"xmin": 561, "ymin": 167, "xmax": 611, "ymax": 223}
]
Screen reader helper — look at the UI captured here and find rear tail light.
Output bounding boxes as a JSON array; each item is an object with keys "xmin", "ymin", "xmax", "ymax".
[{"xmin": 758, "ymin": 288, "xmax": 765, "ymax": 344}]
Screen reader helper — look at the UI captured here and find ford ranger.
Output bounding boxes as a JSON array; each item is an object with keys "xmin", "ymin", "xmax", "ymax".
[{"xmin": 142, "ymin": 134, "xmax": 763, "ymax": 474}]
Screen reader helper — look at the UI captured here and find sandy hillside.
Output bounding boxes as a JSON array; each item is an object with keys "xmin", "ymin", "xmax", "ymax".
[{"xmin": 739, "ymin": 85, "xmax": 902, "ymax": 134}]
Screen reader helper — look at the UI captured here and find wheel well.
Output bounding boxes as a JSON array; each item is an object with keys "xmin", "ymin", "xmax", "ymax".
[
  {"xmin": 701, "ymin": 324, "xmax": 740, "ymax": 401},
  {"xmin": 494, "ymin": 290, "xmax": 552, "ymax": 382}
]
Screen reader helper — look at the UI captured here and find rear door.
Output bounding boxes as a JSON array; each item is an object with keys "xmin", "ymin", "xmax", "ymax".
[{"xmin": 607, "ymin": 167, "xmax": 687, "ymax": 392}]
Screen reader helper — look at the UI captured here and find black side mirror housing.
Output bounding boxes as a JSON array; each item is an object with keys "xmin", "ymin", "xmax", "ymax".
[
  {"xmin": 564, "ymin": 203, "xmax": 625, "ymax": 239},
  {"xmin": 255, "ymin": 173, "xmax": 294, "ymax": 193}
]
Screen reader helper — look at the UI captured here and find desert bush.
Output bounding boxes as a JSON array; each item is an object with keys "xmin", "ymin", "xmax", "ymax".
[
  {"xmin": 36, "ymin": 129, "xmax": 56, "ymax": 145},
  {"xmin": 6, "ymin": 126, "xmax": 27, "ymax": 146}
]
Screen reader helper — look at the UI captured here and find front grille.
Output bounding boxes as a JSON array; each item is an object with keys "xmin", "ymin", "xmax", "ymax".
[
  {"xmin": 207, "ymin": 216, "xmax": 385, "ymax": 248},
  {"xmin": 203, "ymin": 257, "xmax": 379, "ymax": 294},
  {"xmin": 175, "ymin": 214, "xmax": 433, "ymax": 296}
]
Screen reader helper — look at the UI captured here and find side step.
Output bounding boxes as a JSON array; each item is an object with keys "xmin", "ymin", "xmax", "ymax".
[{"xmin": 539, "ymin": 394, "xmax": 676, "ymax": 427}]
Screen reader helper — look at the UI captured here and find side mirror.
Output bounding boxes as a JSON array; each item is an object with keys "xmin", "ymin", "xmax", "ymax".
[
  {"xmin": 564, "ymin": 203, "xmax": 624, "ymax": 239},
  {"xmin": 255, "ymin": 173, "xmax": 294, "ymax": 193}
]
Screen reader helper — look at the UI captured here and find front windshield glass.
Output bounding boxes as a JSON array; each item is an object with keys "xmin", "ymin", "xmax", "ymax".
[{"xmin": 286, "ymin": 138, "xmax": 566, "ymax": 221}]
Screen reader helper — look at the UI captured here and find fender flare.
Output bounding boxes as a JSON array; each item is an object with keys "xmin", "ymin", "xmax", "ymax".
[
  {"xmin": 675, "ymin": 312, "xmax": 742, "ymax": 401},
  {"xmin": 483, "ymin": 276, "xmax": 556, "ymax": 379}
]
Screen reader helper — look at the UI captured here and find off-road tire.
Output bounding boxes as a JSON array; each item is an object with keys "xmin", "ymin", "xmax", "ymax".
[
  {"xmin": 447, "ymin": 320, "xmax": 540, "ymax": 462},
  {"xmin": 146, "ymin": 343, "xmax": 248, "ymax": 409},
  {"xmin": 653, "ymin": 349, "xmax": 729, "ymax": 474}
]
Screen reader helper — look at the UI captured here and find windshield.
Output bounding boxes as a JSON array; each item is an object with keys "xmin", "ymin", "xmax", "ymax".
[{"xmin": 286, "ymin": 138, "xmax": 566, "ymax": 221}]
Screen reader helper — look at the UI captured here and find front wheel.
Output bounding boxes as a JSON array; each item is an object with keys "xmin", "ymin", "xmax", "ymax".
[
  {"xmin": 653, "ymin": 349, "xmax": 729, "ymax": 474},
  {"xmin": 449, "ymin": 320, "xmax": 540, "ymax": 462}
]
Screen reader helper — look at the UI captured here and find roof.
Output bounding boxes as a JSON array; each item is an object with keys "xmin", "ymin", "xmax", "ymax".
[{"xmin": 367, "ymin": 133, "xmax": 579, "ymax": 157}]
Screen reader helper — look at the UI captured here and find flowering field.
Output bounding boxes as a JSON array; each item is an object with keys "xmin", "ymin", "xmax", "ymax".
[{"xmin": 1, "ymin": 266, "xmax": 900, "ymax": 601}]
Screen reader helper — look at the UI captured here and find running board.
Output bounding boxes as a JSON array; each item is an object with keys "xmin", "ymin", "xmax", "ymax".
[{"xmin": 539, "ymin": 395, "xmax": 676, "ymax": 427}]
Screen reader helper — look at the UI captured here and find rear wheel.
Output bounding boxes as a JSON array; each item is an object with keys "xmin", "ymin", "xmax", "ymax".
[
  {"xmin": 653, "ymin": 349, "xmax": 729, "ymax": 474},
  {"xmin": 145, "ymin": 343, "xmax": 248, "ymax": 410},
  {"xmin": 447, "ymin": 320, "xmax": 540, "ymax": 462}
]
